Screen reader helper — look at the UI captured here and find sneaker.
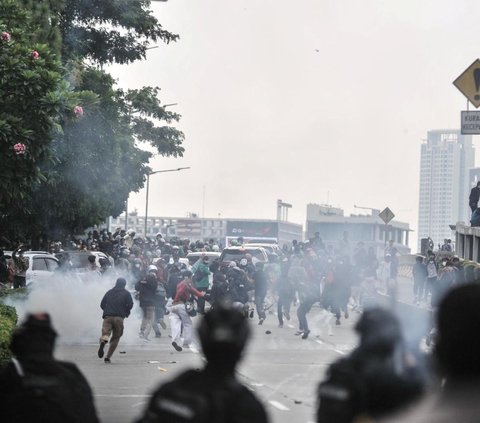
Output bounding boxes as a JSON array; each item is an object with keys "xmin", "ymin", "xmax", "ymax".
[
  {"xmin": 278, "ymin": 323, "xmax": 284, "ymax": 328},
  {"xmin": 284, "ymin": 312, "xmax": 291, "ymax": 321},
  {"xmin": 302, "ymin": 330, "xmax": 311, "ymax": 340},
  {"xmin": 104, "ymin": 357, "xmax": 111, "ymax": 363},
  {"xmin": 294, "ymin": 330, "xmax": 304, "ymax": 336},
  {"xmin": 159, "ymin": 319, "xmax": 167, "ymax": 330},
  {"xmin": 98, "ymin": 341, "xmax": 106, "ymax": 358},
  {"xmin": 258, "ymin": 318, "xmax": 264, "ymax": 325},
  {"xmin": 172, "ymin": 341, "xmax": 183, "ymax": 352},
  {"xmin": 155, "ymin": 333, "xmax": 162, "ymax": 338}
]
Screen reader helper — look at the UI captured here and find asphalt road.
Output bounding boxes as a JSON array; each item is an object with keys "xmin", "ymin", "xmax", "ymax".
[
  {"xmin": 54, "ymin": 276, "xmax": 427, "ymax": 423},
  {"xmin": 55, "ymin": 303, "xmax": 360, "ymax": 423}
]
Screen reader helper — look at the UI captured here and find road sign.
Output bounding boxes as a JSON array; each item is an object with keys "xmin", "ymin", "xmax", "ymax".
[
  {"xmin": 453, "ymin": 59, "xmax": 480, "ymax": 108},
  {"xmin": 379, "ymin": 207, "xmax": 395, "ymax": 224},
  {"xmin": 461, "ymin": 111, "xmax": 480, "ymax": 134}
]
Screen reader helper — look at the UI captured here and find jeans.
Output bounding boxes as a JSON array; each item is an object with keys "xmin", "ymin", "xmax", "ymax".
[
  {"xmin": 277, "ymin": 294, "xmax": 292, "ymax": 325},
  {"xmin": 195, "ymin": 287, "xmax": 208, "ymax": 313},
  {"xmin": 140, "ymin": 306, "xmax": 155, "ymax": 338},
  {"xmin": 297, "ymin": 299, "xmax": 315, "ymax": 332}
]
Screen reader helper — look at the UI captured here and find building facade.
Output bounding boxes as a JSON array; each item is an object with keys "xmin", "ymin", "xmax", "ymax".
[
  {"xmin": 306, "ymin": 204, "xmax": 411, "ymax": 257},
  {"xmin": 417, "ymin": 130, "xmax": 474, "ymax": 250},
  {"xmin": 109, "ymin": 213, "xmax": 302, "ymax": 247}
]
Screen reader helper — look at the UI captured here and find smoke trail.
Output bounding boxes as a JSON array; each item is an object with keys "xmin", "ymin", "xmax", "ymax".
[{"xmin": 4, "ymin": 272, "xmax": 144, "ymax": 344}]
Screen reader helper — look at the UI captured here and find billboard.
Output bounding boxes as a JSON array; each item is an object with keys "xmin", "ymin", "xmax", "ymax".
[{"xmin": 226, "ymin": 221, "xmax": 278, "ymax": 239}]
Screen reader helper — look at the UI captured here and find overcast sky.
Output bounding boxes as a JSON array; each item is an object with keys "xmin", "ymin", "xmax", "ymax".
[{"xmin": 108, "ymin": 0, "xmax": 480, "ymax": 248}]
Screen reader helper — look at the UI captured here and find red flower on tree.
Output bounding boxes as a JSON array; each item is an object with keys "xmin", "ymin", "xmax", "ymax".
[
  {"xmin": 31, "ymin": 50, "xmax": 39, "ymax": 60},
  {"xmin": 1, "ymin": 31, "xmax": 10, "ymax": 42},
  {"xmin": 74, "ymin": 105, "xmax": 84, "ymax": 117},
  {"xmin": 13, "ymin": 143, "xmax": 26, "ymax": 155}
]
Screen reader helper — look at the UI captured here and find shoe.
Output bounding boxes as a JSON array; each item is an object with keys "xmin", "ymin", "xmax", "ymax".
[
  {"xmin": 155, "ymin": 333, "xmax": 162, "ymax": 338},
  {"xmin": 258, "ymin": 318, "xmax": 264, "ymax": 325},
  {"xmin": 284, "ymin": 312, "xmax": 290, "ymax": 321},
  {"xmin": 302, "ymin": 330, "xmax": 311, "ymax": 339},
  {"xmin": 172, "ymin": 341, "xmax": 183, "ymax": 352},
  {"xmin": 159, "ymin": 319, "xmax": 167, "ymax": 330},
  {"xmin": 104, "ymin": 357, "xmax": 111, "ymax": 363},
  {"xmin": 294, "ymin": 331, "xmax": 304, "ymax": 336},
  {"xmin": 98, "ymin": 341, "xmax": 106, "ymax": 358},
  {"xmin": 278, "ymin": 323, "xmax": 283, "ymax": 328},
  {"xmin": 336, "ymin": 318, "xmax": 341, "ymax": 325}
]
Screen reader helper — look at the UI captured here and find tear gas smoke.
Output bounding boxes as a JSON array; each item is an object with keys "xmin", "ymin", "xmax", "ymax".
[{"xmin": 5, "ymin": 272, "xmax": 144, "ymax": 344}]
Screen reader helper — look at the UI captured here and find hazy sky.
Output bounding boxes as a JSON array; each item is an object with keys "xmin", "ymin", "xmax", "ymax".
[{"xmin": 108, "ymin": 0, "xmax": 480, "ymax": 247}]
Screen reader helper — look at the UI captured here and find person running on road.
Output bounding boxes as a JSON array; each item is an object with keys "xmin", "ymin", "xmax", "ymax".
[
  {"xmin": 135, "ymin": 269, "xmax": 158, "ymax": 340},
  {"xmin": 98, "ymin": 278, "xmax": 133, "ymax": 363},
  {"xmin": 169, "ymin": 270, "xmax": 206, "ymax": 352}
]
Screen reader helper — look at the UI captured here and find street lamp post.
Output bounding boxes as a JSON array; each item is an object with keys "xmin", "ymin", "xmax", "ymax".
[{"xmin": 144, "ymin": 167, "xmax": 190, "ymax": 236}]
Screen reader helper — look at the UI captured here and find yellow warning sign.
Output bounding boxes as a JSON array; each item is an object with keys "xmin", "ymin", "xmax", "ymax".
[{"xmin": 453, "ymin": 59, "xmax": 480, "ymax": 108}]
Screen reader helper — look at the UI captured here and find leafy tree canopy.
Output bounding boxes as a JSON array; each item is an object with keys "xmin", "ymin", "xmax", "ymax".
[
  {"xmin": 21, "ymin": 0, "xmax": 179, "ymax": 64},
  {"xmin": 0, "ymin": 0, "xmax": 185, "ymax": 245}
]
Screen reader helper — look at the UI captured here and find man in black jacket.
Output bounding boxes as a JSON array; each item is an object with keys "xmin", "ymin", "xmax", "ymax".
[{"xmin": 98, "ymin": 277, "xmax": 133, "ymax": 363}]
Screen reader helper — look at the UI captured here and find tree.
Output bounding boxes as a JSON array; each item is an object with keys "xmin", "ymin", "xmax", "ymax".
[
  {"xmin": 0, "ymin": 0, "xmax": 95, "ymax": 233},
  {"xmin": 1, "ymin": 1, "xmax": 185, "ymax": 244},
  {"xmin": 22, "ymin": 0, "xmax": 179, "ymax": 65},
  {"xmin": 29, "ymin": 68, "xmax": 183, "ymax": 238}
]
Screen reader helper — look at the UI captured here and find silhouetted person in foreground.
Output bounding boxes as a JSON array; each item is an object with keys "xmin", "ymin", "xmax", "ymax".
[
  {"xmin": 387, "ymin": 283, "xmax": 480, "ymax": 422},
  {"xmin": 137, "ymin": 305, "xmax": 269, "ymax": 423},
  {"xmin": 317, "ymin": 307, "xmax": 424, "ymax": 423},
  {"xmin": 0, "ymin": 313, "xmax": 99, "ymax": 423}
]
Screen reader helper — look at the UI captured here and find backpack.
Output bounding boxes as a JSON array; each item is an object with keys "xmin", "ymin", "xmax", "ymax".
[{"xmin": 139, "ymin": 370, "xmax": 240, "ymax": 423}]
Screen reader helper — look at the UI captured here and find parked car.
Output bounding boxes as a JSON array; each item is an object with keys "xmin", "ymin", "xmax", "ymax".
[
  {"xmin": 185, "ymin": 251, "xmax": 221, "ymax": 267},
  {"xmin": 3, "ymin": 251, "xmax": 59, "ymax": 286},
  {"xmin": 219, "ymin": 246, "xmax": 269, "ymax": 269},
  {"xmin": 66, "ymin": 250, "xmax": 113, "ymax": 272},
  {"xmin": 243, "ymin": 243, "xmax": 282, "ymax": 257}
]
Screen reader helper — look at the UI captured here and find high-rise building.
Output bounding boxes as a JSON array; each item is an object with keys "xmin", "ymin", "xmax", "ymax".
[{"xmin": 417, "ymin": 130, "xmax": 474, "ymax": 250}]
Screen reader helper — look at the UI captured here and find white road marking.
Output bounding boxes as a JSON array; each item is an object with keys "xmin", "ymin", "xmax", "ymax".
[
  {"xmin": 252, "ymin": 383, "xmax": 264, "ymax": 387},
  {"xmin": 269, "ymin": 400, "xmax": 290, "ymax": 411},
  {"xmin": 131, "ymin": 401, "xmax": 147, "ymax": 408},
  {"xmin": 95, "ymin": 394, "xmax": 151, "ymax": 398}
]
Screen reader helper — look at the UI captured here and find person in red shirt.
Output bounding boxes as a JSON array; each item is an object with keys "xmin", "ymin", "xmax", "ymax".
[{"xmin": 169, "ymin": 270, "xmax": 206, "ymax": 352}]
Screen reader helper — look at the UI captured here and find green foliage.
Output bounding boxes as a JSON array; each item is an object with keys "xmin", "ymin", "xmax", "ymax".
[
  {"xmin": 0, "ymin": 303, "xmax": 18, "ymax": 366},
  {"xmin": 0, "ymin": 1, "xmax": 80, "ymax": 211},
  {"xmin": 26, "ymin": 66, "xmax": 183, "ymax": 237},
  {"xmin": 0, "ymin": 0, "xmax": 185, "ymax": 242},
  {"xmin": 21, "ymin": 0, "xmax": 179, "ymax": 65}
]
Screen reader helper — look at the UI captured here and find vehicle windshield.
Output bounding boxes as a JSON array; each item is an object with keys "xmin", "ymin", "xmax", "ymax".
[{"xmin": 221, "ymin": 249, "xmax": 266, "ymax": 262}]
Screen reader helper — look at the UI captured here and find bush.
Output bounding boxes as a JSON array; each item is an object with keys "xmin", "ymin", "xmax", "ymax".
[{"xmin": 0, "ymin": 303, "xmax": 18, "ymax": 366}]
